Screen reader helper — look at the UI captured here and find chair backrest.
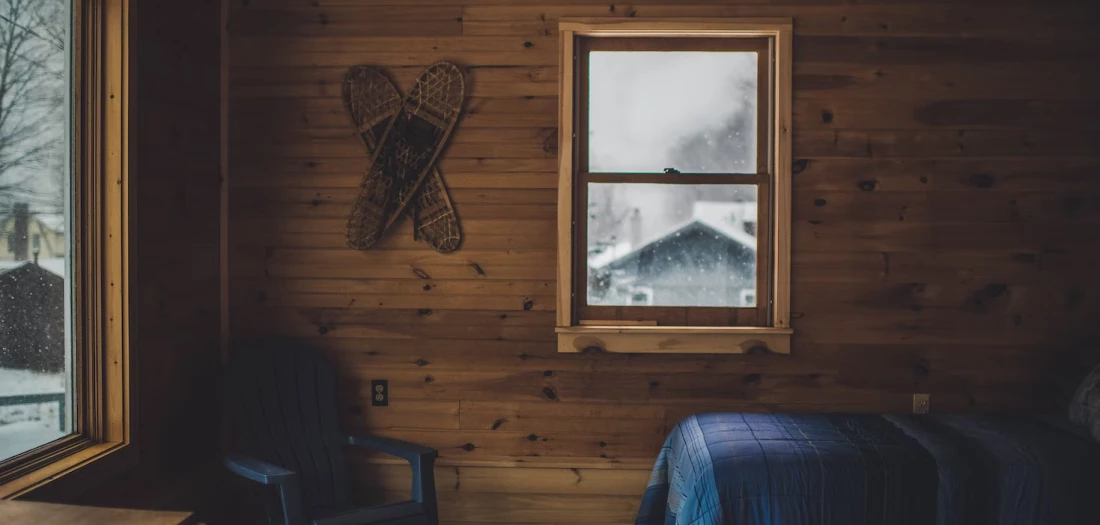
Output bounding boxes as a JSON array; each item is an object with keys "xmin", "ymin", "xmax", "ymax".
[{"xmin": 227, "ymin": 338, "xmax": 350, "ymax": 516}]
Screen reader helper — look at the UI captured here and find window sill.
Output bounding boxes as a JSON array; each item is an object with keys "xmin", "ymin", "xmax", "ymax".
[
  {"xmin": 0, "ymin": 440, "xmax": 136, "ymax": 500},
  {"xmin": 556, "ymin": 325, "xmax": 793, "ymax": 354}
]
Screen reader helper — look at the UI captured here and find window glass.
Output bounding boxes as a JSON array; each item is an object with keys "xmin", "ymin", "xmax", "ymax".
[
  {"xmin": 588, "ymin": 51, "xmax": 758, "ymax": 174},
  {"xmin": 586, "ymin": 183, "xmax": 757, "ymax": 307},
  {"xmin": 0, "ymin": 0, "xmax": 72, "ymax": 462}
]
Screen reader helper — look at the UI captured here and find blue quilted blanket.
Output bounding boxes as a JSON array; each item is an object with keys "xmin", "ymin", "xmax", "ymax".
[{"xmin": 636, "ymin": 413, "xmax": 1100, "ymax": 525}]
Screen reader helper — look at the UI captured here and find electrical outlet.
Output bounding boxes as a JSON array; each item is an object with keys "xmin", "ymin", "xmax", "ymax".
[
  {"xmin": 912, "ymin": 394, "xmax": 930, "ymax": 414},
  {"xmin": 371, "ymin": 380, "xmax": 388, "ymax": 407}
]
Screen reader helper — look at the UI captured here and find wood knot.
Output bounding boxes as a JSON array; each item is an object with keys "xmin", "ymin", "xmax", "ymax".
[
  {"xmin": 857, "ymin": 180, "xmax": 878, "ymax": 192},
  {"xmin": 813, "ymin": 198, "xmax": 827, "ymax": 207},
  {"xmin": 792, "ymin": 159, "xmax": 810, "ymax": 174},
  {"xmin": 523, "ymin": 299, "xmax": 534, "ymax": 310},
  {"xmin": 424, "ymin": 375, "xmax": 434, "ymax": 383},
  {"xmin": 969, "ymin": 173, "xmax": 996, "ymax": 188},
  {"xmin": 983, "ymin": 283, "xmax": 1007, "ymax": 298},
  {"xmin": 821, "ymin": 110, "xmax": 834, "ymax": 124},
  {"xmin": 542, "ymin": 386, "xmax": 558, "ymax": 401},
  {"xmin": 460, "ymin": 443, "xmax": 476, "ymax": 452},
  {"xmin": 418, "ymin": 309, "xmax": 433, "ymax": 317},
  {"xmin": 744, "ymin": 373, "xmax": 762, "ymax": 385},
  {"xmin": 523, "ymin": 41, "xmax": 533, "ymax": 48},
  {"xmin": 414, "ymin": 358, "xmax": 429, "ymax": 367},
  {"xmin": 543, "ymin": 370, "xmax": 554, "ymax": 377},
  {"xmin": 527, "ymin": 434, "xmax": 539, "ymax": 441}
]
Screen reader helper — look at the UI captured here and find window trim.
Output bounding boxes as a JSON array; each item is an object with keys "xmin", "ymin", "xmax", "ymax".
[
  {"xmin": 0, "ymin": 0, "xmax": 133, "ymax": 498},
  {"xmin": 556, "ymin": 18, "xmax": 793, "ymax": 354}
]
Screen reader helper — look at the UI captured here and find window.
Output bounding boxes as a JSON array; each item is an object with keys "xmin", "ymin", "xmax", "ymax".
[
  {"xmin": 0, "ymin": 0, "xmax": 73, "ymax": 465},
  {"xmin": 0, "ymin": 0, "xmax": 131, "ymax": 497},
  {"xmin": 556, "ymin": 19, "xmax": 792, "ymax": 354}
]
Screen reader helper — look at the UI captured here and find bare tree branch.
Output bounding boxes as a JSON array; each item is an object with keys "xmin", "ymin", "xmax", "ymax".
[{"xmin": 0, "ymin": 0, "xmax": 67, "ymax": 211}]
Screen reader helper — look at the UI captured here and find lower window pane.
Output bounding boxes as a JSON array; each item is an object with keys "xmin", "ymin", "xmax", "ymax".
[
  {"xmin": 0, "ymin": 0, "xmax": 72, "ymax": 462},
  {"xmin": 587, "ymin": 183, "xmax": 758, "ymax": 308}
]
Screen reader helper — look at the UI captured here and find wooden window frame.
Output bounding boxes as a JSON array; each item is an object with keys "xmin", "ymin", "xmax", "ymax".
[
  {"xmin": 556, "ymin": 18, "xmax": 793, "ymax": 355},
  {"xmin": 0, "ymin": 0, "xmax": 134, "ymax": 498}
]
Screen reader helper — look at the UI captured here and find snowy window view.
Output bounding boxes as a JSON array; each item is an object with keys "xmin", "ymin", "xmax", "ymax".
[
  {"xmin": 582, "ymin": 47, "xmax": 762, "ymax": 309},
  {"xmin": 0, "ymin": 0, "xmax": 72, "ymax": 462},
  {"xmin": 587, "ymin": 184, "xmax": 757, "ymax": 307},
  {"xmin": 588, "ymin": 51, "xmax": 757, "ymax": 174}
]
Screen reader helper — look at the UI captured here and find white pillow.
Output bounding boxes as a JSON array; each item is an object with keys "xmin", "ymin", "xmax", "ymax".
[{"xmin": 1069, "ymin": 364, "xmax": 1100, "ymax": 440}]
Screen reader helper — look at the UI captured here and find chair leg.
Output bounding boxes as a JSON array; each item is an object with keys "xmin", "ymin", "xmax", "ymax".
[
  {"xmin": 410, "ymin": 456, "xmax": 438, "ymax": 525},
  {"xmin": 277, "ymin": 477, "xmax": 305, "ymax": 525}
]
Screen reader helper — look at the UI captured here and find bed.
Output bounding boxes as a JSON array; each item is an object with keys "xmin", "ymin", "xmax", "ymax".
[{"xmin": 636, "ymin": 413, "xmax": 1100, "ymax": 525}]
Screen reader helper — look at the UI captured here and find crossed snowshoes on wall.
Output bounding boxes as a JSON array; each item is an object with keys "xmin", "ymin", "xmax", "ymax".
[{"xmin": 342, "ymin": 62, "xmax": 466, "ymax": 253}]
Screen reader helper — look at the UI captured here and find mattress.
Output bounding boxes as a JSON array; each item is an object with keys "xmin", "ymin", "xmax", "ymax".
[{"xmin": 636, "ymin": 413, "xmax": 1100, "ymax": 525}]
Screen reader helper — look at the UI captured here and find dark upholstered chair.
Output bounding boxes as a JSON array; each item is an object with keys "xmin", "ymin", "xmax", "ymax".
[{"xmin": 224, "ymin": 339, "xmax": 438, "ymax": 525}]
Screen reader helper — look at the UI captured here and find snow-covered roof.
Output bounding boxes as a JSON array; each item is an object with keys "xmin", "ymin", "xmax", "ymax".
[
  {"xmin": 591, "ymin": 202, "xmax": 757, "ymax": 270},
  {"xmin": 0, "ymin": 258, "xmax": 65, "ymax": 278}
]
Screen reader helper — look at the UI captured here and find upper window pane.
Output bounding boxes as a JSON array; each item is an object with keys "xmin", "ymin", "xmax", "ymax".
[
  {"xmin": 0, "ymin": 0, "xmax": 72, "ymax": 462},
  {"xmin": 587, "ymin": 51, "xmax": 758, "ymax": 174}
]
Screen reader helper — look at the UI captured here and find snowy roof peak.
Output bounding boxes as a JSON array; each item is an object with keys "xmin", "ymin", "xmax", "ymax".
[{"xmin": 590, "ymin": 201, "xmax": 757, "ymax": 269}]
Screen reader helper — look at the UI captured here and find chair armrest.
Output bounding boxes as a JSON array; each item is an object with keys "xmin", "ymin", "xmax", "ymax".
[
  {"xmin": 346, "ymin": 435, "xmax": 437, "ymax": 462},
  {"xmin": 346, "ymin": 435, "xmax": 438, "ymax": 521},
  {"xmin": 225, "ymin": 453, "xmax": 296, "ymax": 485},
  {"xmin": 224, "ymin": 453, "xmax": 305, "ymax": 525}
]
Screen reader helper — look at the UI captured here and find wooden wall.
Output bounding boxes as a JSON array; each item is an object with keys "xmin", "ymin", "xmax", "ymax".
[
  {"xmin": 62, "ymin": 0, "xmax": 226, "ymax": 512},
  {"xmin": 227, "ymin": 1, "xmax": 1100, "ymax": 523}
]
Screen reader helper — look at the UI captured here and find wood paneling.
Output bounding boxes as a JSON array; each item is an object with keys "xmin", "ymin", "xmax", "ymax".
[{"xmin": 227, "ymin": 1, "xmax": 1100, "ymax": 523}]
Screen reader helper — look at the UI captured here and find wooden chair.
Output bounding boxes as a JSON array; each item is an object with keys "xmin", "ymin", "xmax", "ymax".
[{"xmin": 223, "ymin": 339, "xmax": 438, "ymax": 525}]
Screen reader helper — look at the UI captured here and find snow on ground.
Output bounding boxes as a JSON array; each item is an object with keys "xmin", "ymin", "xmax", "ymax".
[{"xmin": 0, "ymin": 367, "xmax": 66, "ymax": 460}]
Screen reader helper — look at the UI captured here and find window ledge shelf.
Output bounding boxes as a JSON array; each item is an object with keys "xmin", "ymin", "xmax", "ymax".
[
  {"xmin": 0, "ymin": 441, "xmax": 135, "ymax": 499},
  {"xmin": 556, "ymin": 326, "xmax": 793, "ymax": 354}
]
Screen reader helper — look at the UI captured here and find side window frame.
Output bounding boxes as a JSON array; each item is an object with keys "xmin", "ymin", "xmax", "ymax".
[{"xmin": 0, "ymin": 0, "xmax": 133, "ymax": 498}]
